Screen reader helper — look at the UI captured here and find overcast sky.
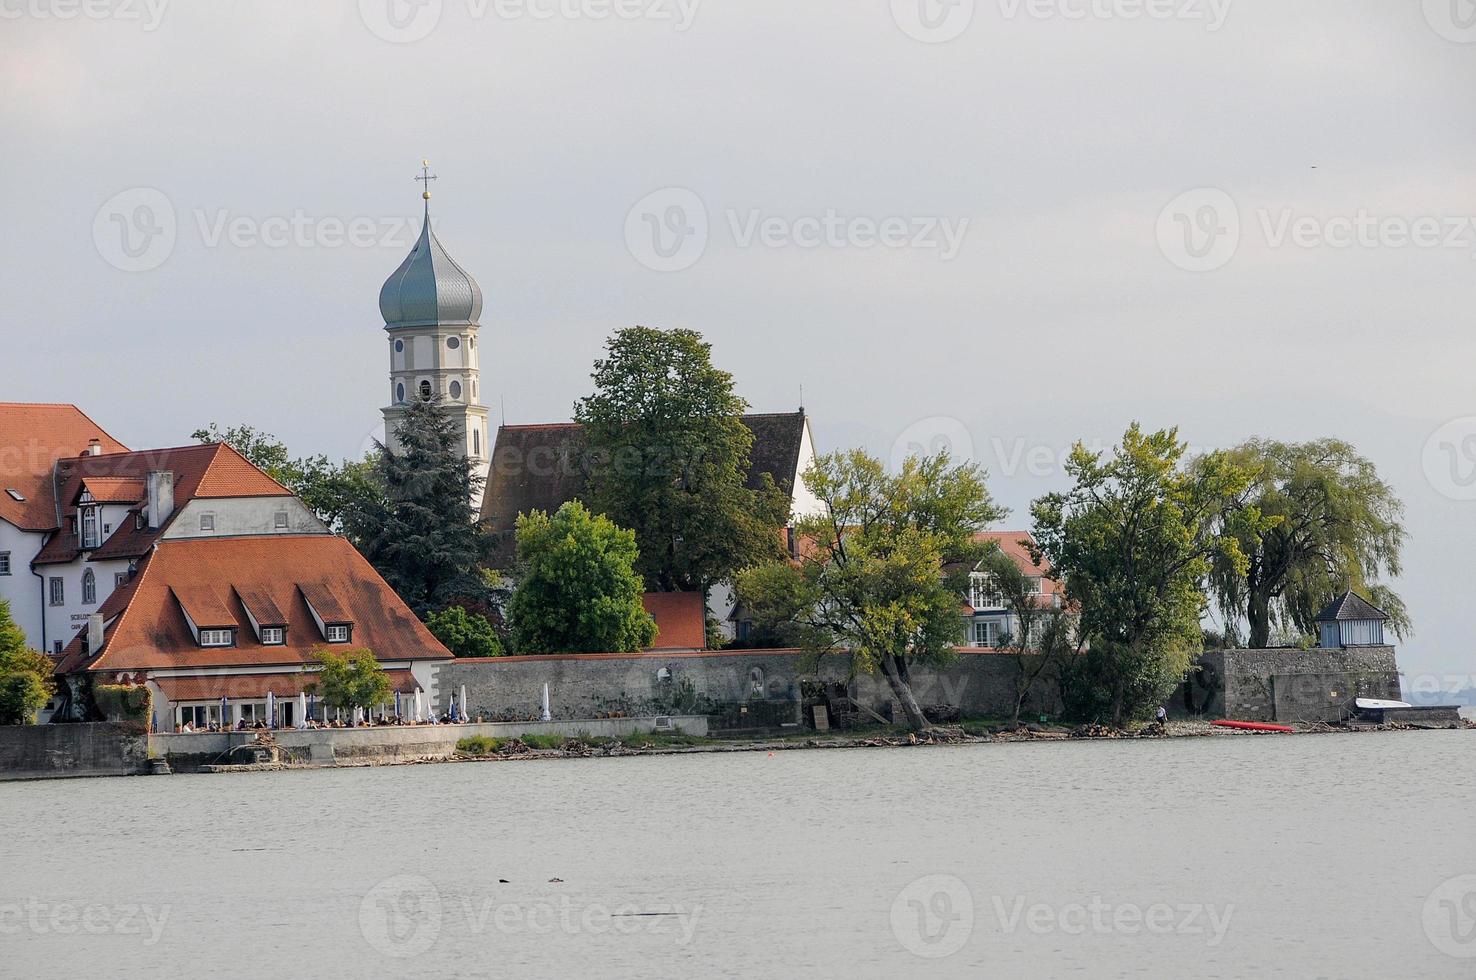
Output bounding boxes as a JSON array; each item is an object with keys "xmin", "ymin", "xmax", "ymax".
[{"xmin": 2, "ymin": 1, "xmax": 1473, "ymax": 682}]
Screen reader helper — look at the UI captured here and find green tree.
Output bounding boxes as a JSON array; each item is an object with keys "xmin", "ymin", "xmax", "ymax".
[
  {"xmin": 508, "ymin": 501, "xmax": 657, "ymax": 654},
  {"xmin": 1206, "ymin": 438, "xmax": 1409, "ymax": 648},
  {"xmin": 311, "ymin": 648, "xmax": 393, "ymax": 717},
  {"xmin": 736, "ymin": 449, "xmax": 1004, "ymax": 732},
  {"xmin": 0, "ymin": 599, "xmax": 54, "ymax": 725},
  {"xmin": 348, "ymin": 397, "xmax": 490, "ymax": 616},
  {"xmin": 977, "ymin": 542, "xmax": 1077, "ymax": 726},
  {"xmin": 574, "ymin": 326, "xmax": 789, "ymax": 596},
  {"xmin": 1030, "ymin": 424, "xmax": 1265, "ymax": 727},
  {"xmin": 426, "ymin": 606, "xmax": 504, "ymax": 658}
]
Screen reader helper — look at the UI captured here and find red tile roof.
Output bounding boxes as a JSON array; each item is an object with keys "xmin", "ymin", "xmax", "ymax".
[
  {"xmin": 56, "ymin": 535, "xmax": 451, "ymax": 674},
  {"xmin": 34, "ymin": 442, "xmax": 293, "ymax": 566},
  {"xmin": 171, "ymin": 585, "xmax": 237, "ymax": 630},
  {"xmin": 0, "ymin": 403, "xmax": 128, "ymax": 531},
  {"xmin": 79, "ymin": 477, "xmax": 146, "ymax": 504},
  {"xmin": 642, "ymin": 592, "xmax": 707, "ymax": 650},
  {"xmin": 974, "ymin": 530, "xmax": 1064, "ymax": 597}
]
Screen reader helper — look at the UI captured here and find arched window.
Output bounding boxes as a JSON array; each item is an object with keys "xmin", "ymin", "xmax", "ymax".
[
  {"xmin": 419, "ymin": 380, "xmax": 433, "ymax": 401},
  {"xmin": 449, "ymin": 381, "xmax": 462, "ymax": 400},
  {"xmin": 473, "ymin": 428, "xmax": 480, "ymax": 456},
  {"xmin": 82, "ymin": 568, "xmax": 96, "ymax": 605}
]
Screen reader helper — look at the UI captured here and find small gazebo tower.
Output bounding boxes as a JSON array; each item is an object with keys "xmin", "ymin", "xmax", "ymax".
[{"xmin": 1314, "ymin": 591, "xmax": 1390, "ymax": 648}]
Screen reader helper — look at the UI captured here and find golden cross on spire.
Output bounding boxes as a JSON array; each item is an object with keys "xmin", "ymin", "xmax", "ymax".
[{"xmin": 415, "ymin": 159, "xmax": 437, "ymax": 201}]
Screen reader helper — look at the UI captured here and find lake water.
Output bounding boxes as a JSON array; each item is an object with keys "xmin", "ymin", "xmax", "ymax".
[{"xmin": 4, "ymin": 731, "xmax": 1474, "ymax": 978}]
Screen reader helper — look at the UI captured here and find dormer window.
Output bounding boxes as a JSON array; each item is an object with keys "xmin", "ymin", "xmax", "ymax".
[
  {"xmin": 260, "ymin": 627, "xmax": 286, "ymax": 645},
  {"xmin": 200, "ymin": 629, "xmax": 234, "ymax": 647},
  {"xmin": 325, "ymin": 625, "xmax": 351, "ymax": 644},
  {"xmin": 81, "ymin": 507, "xmax": 100, "ymax": 549},
  {"xmin": 969, "ymin": 573, "xmax": 1002, "ymax": 610}
]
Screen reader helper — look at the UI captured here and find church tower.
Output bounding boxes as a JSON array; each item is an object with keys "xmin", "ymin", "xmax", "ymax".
[{"xmin": 379, "ymin": 164, "xmax": 492, "ymax": 509}]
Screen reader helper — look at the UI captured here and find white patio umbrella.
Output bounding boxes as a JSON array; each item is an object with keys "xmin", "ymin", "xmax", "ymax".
[
  {"xmin": 265, "ymin": 691, "xmax": 276, "ymax": 729},
  {"xmin": 297, "ymin": 691, "xmax": 308, "ymax": 729},
  {"xmin": 541, "ymin": 683, "xmax": 551, "ymax": 722},
  {"xmin": 461, "ymin": 685, "xmax": 469, "ymax": 722},
  {"xmin": 413, "ymin": 690, "xmax": 423, "ymax": 723}
]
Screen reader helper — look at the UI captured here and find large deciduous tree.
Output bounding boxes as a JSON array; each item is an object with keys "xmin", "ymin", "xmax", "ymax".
[
  {"xmin": 1030, "ymin": 424, "xmax": 1264, "ymax": 727},
  {"xmin": 347, "ymin": 397, "xmax": 490, "ymax": 616},
  {"xmin": 736, "ymin": 449, "xmax": 1004, "ymax": 732},
  {"xmin": 507, "ymin": 501, "xmax": 658, "ymax": 654},
  {"xmin": 976, "ymin": 543, "xmax": 1077, "ymax": 727},
  {"xmin": 1206, "ymin": 438, "xmax": 1408, "ymax": 648},
  {"xmin": 574, "ymin": 326, "xmax": 788, "ymax": 597}
]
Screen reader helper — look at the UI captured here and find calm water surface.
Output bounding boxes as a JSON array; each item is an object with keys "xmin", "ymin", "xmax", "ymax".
[{"xmin": 4, "ymin": 731, "xmax": 1473, "ymax": 979}]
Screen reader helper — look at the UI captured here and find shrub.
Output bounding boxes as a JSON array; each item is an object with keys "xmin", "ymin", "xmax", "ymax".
[
  {"xmin": 0, "ymin": 672, "xmax": 51, "ymax": 726},
  {"xmin": 456, "ymin": 735, "xmax": 503, "ymax": 755},
  {"xmin": 93, "ymin": 684, "xmax": 152, "ymax": 727},
  {"xmin": 426, "ymin": 606, "xmax": 504, "ymax": 658}
]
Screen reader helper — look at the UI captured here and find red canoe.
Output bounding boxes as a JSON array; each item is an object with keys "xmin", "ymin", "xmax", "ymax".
[{"xmin": 1212, "ymin": 720, "xmax": 1294, "ymax": 733}]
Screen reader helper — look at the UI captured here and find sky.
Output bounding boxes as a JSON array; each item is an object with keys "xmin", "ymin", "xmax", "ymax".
[{"xmin": 2, "ymin": 0, "xmax": 1473, "ymax": 683}]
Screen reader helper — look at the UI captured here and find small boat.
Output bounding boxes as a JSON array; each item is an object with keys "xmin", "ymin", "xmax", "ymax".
[
  {"xmin": 1354, "ymin": 698, "xmax": 1411, "ymax": 711},
  {"xmin": 1212, "ymin": 720, "xmax": 1294, "ymax": 733}
]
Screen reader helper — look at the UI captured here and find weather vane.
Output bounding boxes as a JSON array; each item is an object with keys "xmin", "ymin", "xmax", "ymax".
[{"xmin": 415, "ymin": 159, "xmax": 437, "ymax": 201}]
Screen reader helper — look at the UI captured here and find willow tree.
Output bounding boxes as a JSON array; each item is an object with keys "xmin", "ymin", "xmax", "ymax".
[
  {"xmin": 736, "ymin": 449, "xmax": 1003, "ymax": 732},
  {"xmin": 1205, "ymin": 438, "xmax": 1408, "ymax": 648}
]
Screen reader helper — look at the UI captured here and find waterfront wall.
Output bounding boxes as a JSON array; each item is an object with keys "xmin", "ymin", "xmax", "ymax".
[
  {"xmin": 153, "ymin": 715, "xmax": 710, "ymax": 772},
  {"xmin": 1179, "ymin": 647, "xmax": 1401, "ymax": 723},
  {"xmin": 434, "ymin": 649, "xmax": 1059, "ymax": 723},
  {"xmin": 0, "ymin": 722, "xmax": 148, "ymax": 780}
]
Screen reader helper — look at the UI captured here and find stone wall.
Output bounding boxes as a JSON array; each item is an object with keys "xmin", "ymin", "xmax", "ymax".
[
  {"xmin": 435, "ymin": 650, "xmax": 1059, "ymax": 724},
  {"xmin": 0, "ymin": 722, "xmax": 149, "ymax": 780},
  {"xmin": 1176, "ymin": 647, "xmax": 1401, "ymax": 723},
  {"xmin": 153, "ymin": 715, "xmax": 709, "ymax": 772}
]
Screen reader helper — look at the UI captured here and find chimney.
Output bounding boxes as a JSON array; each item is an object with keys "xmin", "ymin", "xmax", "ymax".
[
  {"xmin": 146, "ymin": 471, "xmax": 175, "ymax": 529},
  {"xmin": 87, "ymin": 613, "xmax": 105, "ymax": 654},
  {"xmin": 87, "ymin": 439, "xmax": 102, "ymax": 456}
]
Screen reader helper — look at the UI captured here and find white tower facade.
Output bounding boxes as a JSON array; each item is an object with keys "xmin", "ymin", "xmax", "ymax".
[{"xmin": 379, "ymin": 178, "xmax": 492, "ymax": 509}]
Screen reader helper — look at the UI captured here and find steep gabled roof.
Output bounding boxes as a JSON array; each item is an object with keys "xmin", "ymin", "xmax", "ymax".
[
  {"xmin": 1314, "ymin": 590, "xmax": 1390, "ymax": 623},
  {"xmin": 0, "ymin": 403, "xmax": 128, "ymax": 531},
  {"xmin": 480, "ymin": 412, "xmax": 810, "ymax": 564},
  {"xmin": 33, "ymin": 443, "xmax": 293, "ymax": 566},
  {"xmin": 56, "ymin": 535, "xmax": 451, "ymax": 674}
]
